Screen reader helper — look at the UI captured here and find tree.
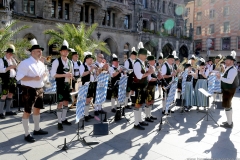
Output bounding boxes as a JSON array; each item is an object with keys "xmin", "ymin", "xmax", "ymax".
[
  {"xmin": 44, "ymin": 23, "xmax": 110, "ymax": 60},
  {"xmin": 0, "ymin": 20, "xmax": 31, "ymax": 59}
]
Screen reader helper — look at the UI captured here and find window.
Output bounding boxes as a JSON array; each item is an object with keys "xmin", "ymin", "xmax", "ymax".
[
  {"xmin": 23, "ymin": 0, "xmax": 35, "ymax": 14},
  {"xmin": 209, "ymin": 39, "xmax": 215, "ymax": 50},
  {"xmin": 197, "ymin": 12, "xmax": 202, "ymax": 21},
  {"xmin": 224, "ymin": 6, "xmax": 229, "ymax": 16},
  {"xmin": 124, "ymin": 15, "xmax": 130, "ymax": 29},
  {"xmin": 195, "ymin": 40, "xmax": 202, "ymax": 51},
  {"xmin": 224, "ymin": 22, "xmax": 230, "ymax": 33},
  {"xmin": 90, "ymin": 8, "xmax": 94, "ymax": 24},
  {"xmin": 162, "ymin": 1, "xmax": 165, "ymax": 13},
  {"xmin": 222, "ymin": 37, "xmax": 230, "ymax": 50},
  {"xmin": 80, "ymin": 6, "xmax": 84, "ymax": 22},
  {"xmin": 196, "ymin": 26, "xmax": 201, "ymax": 35},
  {"xmin": 197, "ymin": 0, "xmax": 202, "ymax": 6},
  {"xmin": 112, "ymin": 13, "xmax": 115, "ymax": 27},
  {"xmin": 185, "ymin": 8, "xmax": 190, "ymax": 17},
  {"xmin": 51, "ymin": 1, "xmax": 56, "ymax": 18},
  {"xmin": 85, "ymin": 5, "xmax": 89, "ymax": 23},
  {"xmin": 65, "ymin": 3, "xmax": 69, "ymax": 20},
  {"xmin": 143, "ymin": 20, "xmax": 147, "ymax": 29},
  {"xmin": 107, "ymin": 11, "xmax": 111, "ymax": 26},
  {"xmin": 209, "ymin": 9, "xmax": 215, "ymax": 19},
  {"xmin": 58, "ymin": 0, "xmax": 62, "ymax": 19},
  {"xmin": 143, "ymin": 0, "xmax": 147, "ymax": 8},
  {"xmin": 209, "ymin": 24, "xmax": 214, "ymax": 34}
]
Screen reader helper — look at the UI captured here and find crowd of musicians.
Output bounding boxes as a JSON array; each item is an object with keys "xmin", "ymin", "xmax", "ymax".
[{"xmin": 0, "ymin": 39, "xmax": 238, "ymax": 143}]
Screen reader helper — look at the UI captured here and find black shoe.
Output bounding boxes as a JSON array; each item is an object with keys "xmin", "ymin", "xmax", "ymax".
[
  {"xmin": 150, "ymin": 116, "xmax": 157, "ymax": 120},
  {"xmin": 5, "ymin": 111, "xmax": 17, "ymax": 116},
  {"xmin": 145, "ymin": 117, "xmax": 154, "ymax": 122},
  {"xmin": 98, "ymin": 110, "xmax": 106, "ymax": 114},
  {"xmin": 84, "ymin": 116, "xmax": 90, "ymax": 121},
  {"xmin": 168, "ymin": 110, "xmax": 174, "ymax": 113},
  {"xmin": 58, "ymin": 123, "xmax": 63, "ymax": 130},
  {"xmin": 62, "ymin": 119, "xmax": 72, "ymax": 125},
  {"xmin": 0, "ymin": 113, "xmax": 5, "ymax": 119},
  {"xmin": 25, "ymin": 134, "xmax": 35, "ymax": 143},
  {"xmin": 134, "ymin": 124, "xmax": 145, "ymax": 130},
  {"xmin": 125, "ymin": 105, "xmax": 132, "ymax": 109},
  {"xmin": 162, "ymin": 110, "xmax": 169, "ymax": 115},
  {"xmin": 131, "ymin": 103, "xmax": 135, "ymax": 107},
  {"xmin": 88, "ymin": 115, "xmax": 94, "ymax": 119},
  {"xmin": 128, "ymin": 98, "xmax": 131, "ymax": 103},
  {"xmin": 94, "ymin": 111, "xmax": 99, "ymax": 116},
  {"xmin": 111, "ymin": 108, "xmax": 116, "ymax": 113},
  {"xmin": 220, "ymin": 122, "xmax": 233, "ymax": 128},
  {"xmin": 139, "ymin": 121, "xmax": 149, "ymax": 126},
  {"xmin": 222, "ymin": 121, "xmax": 228, "ymax": 125},
  {"xmin": 33, "ymin": 128, "xmax": 48, "ymax": 135}
]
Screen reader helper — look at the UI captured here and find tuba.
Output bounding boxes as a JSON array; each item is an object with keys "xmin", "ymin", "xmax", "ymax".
[
  {"xmin": 177, "ymin": 57, "xmax": 188, "ymax": 72},
  {"xmin": 215, "ymin": 56, "xmax": 225, "ymax": 72}
]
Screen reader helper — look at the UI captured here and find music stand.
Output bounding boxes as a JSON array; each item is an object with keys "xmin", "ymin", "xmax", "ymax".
[
  {"xmin": 196, "ymin": 88, "xmax": 219, "ymax": 126},
  {"xmin": 16, "ymin": 83, "xmax": 24, "ymax": 112},
  {"xmin": 43, "ymin": 80, "xmax": 57, "ymax": 115}
]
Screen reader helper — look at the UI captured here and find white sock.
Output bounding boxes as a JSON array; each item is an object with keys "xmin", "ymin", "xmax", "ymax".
[
  {"xmin": 159, "ymin": 87, "xmax": 162, "ymax": 95},
  {"xmin": 111, "ymin": 98, "xmax": 115, "ymax": 109},
  {"xmin": 117, "ymin": 101, "xmax": 120, "ymax": 107},
  {"xmin": 226, "ymin": 109, "xmax": 233, "ymax": 125},
  {"xmin": 138, "ymin": 107, "xmax": 143, "ymax": 122},
  {"xmin": 125, "ymin": 97, "xmax": 128, "ymax": 106},
  {"xmin": 84, "ymin": 104, "xmax": 90, "ymax": 116},
  {"xmin": 134, "ymin": 110, "xmax": 139, "ymax": 125},
  {"xmin": 98, "ymin": 105, "xmax": 102, "ymax": 110},
  {"xmin": 22, "ymin": 118, "xmax": 30, "ymax": 136},
  {"xmin": 94, "ymin": 104, "xmax": 98, "ymax": 111},
  {"xmin": 149, "ymin": 105, "xmax": 153, "ymax": 117},
  {"xmin": 145, "ymin": 107, "xmax": 149, "ymax": 118},
  {"xmin": 62, "ymin": 106, "xmax": 68, "ymax": 121},
  {"xmin": 57, "ymin": 109, "xmax": 62, "ymax": 123},
  {"xmin": 32, "ymin": 115, "xmax": 40, "ymax": 131}
]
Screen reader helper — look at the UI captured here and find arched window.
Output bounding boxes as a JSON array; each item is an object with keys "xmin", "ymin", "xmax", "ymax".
[
  {"xmin": 23, "ymin": 33, "xmax": 36, "ymax": 41},
  {"xmin": 23, "ymin": 0, "xmax": 35, "ymax": 14}
]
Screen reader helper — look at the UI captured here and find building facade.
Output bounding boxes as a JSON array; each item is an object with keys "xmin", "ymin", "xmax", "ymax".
[
  {"xmin": 193, "ymin": 0, "xmax": 240, "ymax": 61},
  {"xmin": 1, "ymin": 0, "xmax": 192, "ymax": 62}
]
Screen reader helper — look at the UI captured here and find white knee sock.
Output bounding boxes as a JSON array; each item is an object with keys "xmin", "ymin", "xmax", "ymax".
[
  {"xmin": 94, "ymin": 104, "xmax": 98, "ymax": 111},
  {"xmin": 22, "ymin": 118, "xmax": 30, "ymax": 136},
  {"xmin": 62, "ymin": 106, "xmax": 68, "ymax": 121},
  {"xmin": 0, "ymin": 99, "xmax": 5, "ymax": 114},
  {"xmin": 111, "ymin": 98, "xmax": 115, "ymax": 109},
  {"xmin": 145, "ymin": 107, "xmax": 149, "ymax": 118},
  {"xmin": 84, "ymin": 104, "xmax": 90, "ymax": 116},
  {"xmin": 125, "ymin": 97, "xmax": 128, "ymax": 106},
  {"xmin": 149, "ymin": 105, "xmax": 153, "ymax": 116},
  {"xmin": 57, "ymin": 109, "xmax": 62, "ymax": 123},
  {"xmin": 33, "ymin": 115, "xmax": 40, "ymax": 131},
  {"xmin": 138, "ymin": 107, "xmax": 143, "ymax": 122},
  {"xmin": 226, "ymin": 109, "xmax": 233, "ymax": 125},
  {"xmin": 98, "ymin": 105, "xmax": 102, "ymax": 110},
  {"xmin": 117, "ymin": 100, "xmax": 120, "ymax": 108},
  {"xmin": 134, "ymin": 110, "xmax": 139, "ymax": 125}
]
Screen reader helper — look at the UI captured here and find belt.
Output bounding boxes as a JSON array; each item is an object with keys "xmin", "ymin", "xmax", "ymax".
[{"xmin": 22, "ymin": 85, "xmax": 42, "ymax": 90}]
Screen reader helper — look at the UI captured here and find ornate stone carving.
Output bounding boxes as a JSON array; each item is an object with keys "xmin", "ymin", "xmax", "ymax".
[
  {"xmin": 95, "ymin": 9, "xmax": 106, "ymax": 25},
  {"xmin": 73, "ymin": 2, "xmax": 81, "ymax": 22},
  {"xmin": 43, "ymin": 0, "xmax": 52, "ymax": 19}
]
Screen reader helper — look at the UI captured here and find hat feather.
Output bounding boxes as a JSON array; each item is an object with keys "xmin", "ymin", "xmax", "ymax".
[
  {"xmin": 131, "ymin": 47, "xmax": 136, "ymax": 52},
  {"xmin": 62, "ymin": 39, "xmax": 69, "ymax": 48},
  {"xmin": 112, "ymin": 53, "xmax": 118, "ymax": 58},
  {"xmin": 199, "ymin": 58, "xmax": 205, "ymax": 63},
  {"xmin": 217, "ymin": 54, "xmax": 222, "ymax": 59},
  {"xmin": 231, "ymin": 50, "xmax": 236, "ymax": 59},
  {"xmin": 8, "ymin": 44, "xmax": 15, "ymax": 52},
  {"xmin": 172, "ymin": 50, "xmax": 177, "ymax": 57},
  {"xmin": 159, "ymin": 52, "xmax": 163, "ymax": 57},
  {"xmin": 147, "ymin": 50, "xmax": 151, "ymax": 56},
  {"xmin": 30, "ymin": 38, "xmax": 38, "ymax": 46},
  {"xmin": 84, "ymin": 51, "xmax": 92, "ymax": 57},
  {"xmin": 138, "ymin": 42, "xmax": 144, "ymax": 49}
]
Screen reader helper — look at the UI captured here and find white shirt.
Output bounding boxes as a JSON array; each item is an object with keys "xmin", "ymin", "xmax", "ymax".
[
  {"xmin": 50, "ymin": 58, "xmax": 74, "ymax": 82},
  {"xmin": 95, "ymin": 61, "xmax": 104, "ymax": 68},
  {"xmin": 161, "ymin": 62, "xmax": 173, "ymax": 76},
  {"xmin": 16, "ymin": 56, "xmax": 45, "ymax": 88},
  {"xmin": 72, "ymin": 60, "xmax": 81, "ymax": 77},
  {"xmin": 80, "ymin": 63, "xmax": 95, "ymax": 82},
  {"xmin": 147, "ymin": 65, "xmax": 156, "ymax": 81},
  {"xmin": 133, "ymin": 58, "xmax": 145, "ymax": 79},
  {"xmin": 220, "ymin": 65, "xmax": 238, "ymax": 84},
  {"xmin": 0, "ymin": 56, "xmax": 16, "ymax": 77},
  {"xmin": 124, "ymin": 58, "xmax": 135, "ymax": 69},
  {"xmin": 109, "ymin": 65, "xmax": 122, "ymax": 77},
  {"xmin": 207, "ymin": 64, "xmax": 214, "ymax": 73}
]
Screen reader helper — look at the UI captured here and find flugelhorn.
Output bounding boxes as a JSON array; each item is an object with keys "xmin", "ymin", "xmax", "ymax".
[{"xmin": 120, "ymin": 65, "xmax": 133, "ymax": 74}]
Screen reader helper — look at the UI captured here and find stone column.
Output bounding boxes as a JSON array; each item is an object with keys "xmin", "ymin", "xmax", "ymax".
[
  {"xmin": 83, "ymin": 6, "xmax": 85, "ymax": 22},
  {"xmin": 158, "ymin": 38, "xmax": 162, "ymax": 58},
  {"xmin": 176, "ymin": 40, "xmax": 179, "ymax": 56}
]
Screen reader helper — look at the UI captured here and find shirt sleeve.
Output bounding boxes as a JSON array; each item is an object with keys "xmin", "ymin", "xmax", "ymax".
[
  {"xmin": 50, "ymin": 59, "xmax": 59, "ymax": 78},
  {"xmin": 146, "ymin": 67, "xmax": 152, "ymax": 81},
  {"xmin": 133, "ymin": 62, "xmax": 143, "ymax": 79},
  {"xmin": 124, "ymin": 60, "xmax": 129, "ymax": 69},
  {"xmin": 16, "ymin": 61, "xmax": 28, "ymax": 81},
  {"xmin": 0, "ymin": 59, "xmax": 6, "ymax": 73},
  {"xmin": 79, "ymin": 64, "xmax": 85, "ymax": 77},
  {"xmin": 109, "ymin": 67, "xmax": 115, "ymax": 77},
  {"xmin": 161, "ymin": 64, "xmax": 167, "ymax": 75},
  {"xmin": 205, "ymin": 68, "xmax": 209, "ymax": 77},
  {"xmin": 221, "ymin": 68, "xmax": 238, "ymax": 84}
]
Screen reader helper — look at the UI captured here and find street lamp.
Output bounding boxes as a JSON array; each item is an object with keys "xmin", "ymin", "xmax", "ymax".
[{"xmin": 97, "ymin": 31, "xmax": 101, "ymax": 40}]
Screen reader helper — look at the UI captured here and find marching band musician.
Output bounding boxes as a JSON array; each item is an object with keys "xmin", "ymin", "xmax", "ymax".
[
  {"xmin": 207, "ymin": 59, "xmax": 214, "ymax": 73},
  {"xmin": 145, "ymin": 55, "xmax": 157, "ymax": 122},
  {"xmin": 124, "ymin": 47, "xmax": 137, "ymax": 109},
  {"xmin": 16, "ymin": 39, "xmax": 48, "ymax": 142},
  {"xmin": 156, "ymin": 53, "xmax": 163, "ymax": 98},
  {"xmin": 216, "ymin": 54, "xmax": 238, "ymax": 128},
  {"xmin": 133, "ymin": 47, "xmax": 154, "ymax": 130},
  {"xmin": 69, "ymin": 48, "xmax": 82, "ymax": 109},
  {"xmin": 194, "ymin": 61, "xmax": 209, "ymax": 110},
  {"xmin": 93, "ymin": 53, "xmax": 109, "ymax": 116},
  {"xmin": 0, "ymin": 45, "xmax": 18, "ymax": 119},
  {"xmin": 109, "ymin": 54, "xmax": 122, "ymax": 113},
  {"xmin": 161, "ymin": 54, "xmax": 176, "ymax": 114},
  {"xmin": 79, "ymin": 52, "xmax": 95, "ymax": 121},
  {"xmin": 51, "ymin": 40, "xmax": 73, "ymax": 130}
]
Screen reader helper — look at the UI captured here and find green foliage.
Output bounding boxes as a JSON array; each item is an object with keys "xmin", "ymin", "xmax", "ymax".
[
  {"xmin": 13, "ymin": 39, "xmax": 31, "ymax": 61},
  {"xmin": 44, "ymin": 23, "xmax": 110, "ymax": 61},
  {"xmin": 0, "ymin": 20, "xmax": 30, "ymax": 58}
]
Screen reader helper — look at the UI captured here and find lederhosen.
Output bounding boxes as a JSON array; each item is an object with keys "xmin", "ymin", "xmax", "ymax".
[
  {"xmin": 56, "ymin": 58, "xmax": 72, "ymax": 102},
  {"xmin": 126, "ymin": 58, "xmax": 134, "ymax": 92},
  {"xmin": 81, "ymin": 63, "xmax": 95, "ymax": 98},
  {"xmin": 146, "ymin": 65, "xmax": 157, "ymax": 103},
  {"xmin": 72, "ymin": 60, "xmax": 81, "ymax": 89},
  {"xmin": 0, "ymin": 58, "xmax": 16, "ymax": 96},
  {"xmin": 163, "ymin": 63, "xmax": 172, "ymax": 95},
  {"xmin": 111, "ymin": 67, "xmax": 121, "ymax": 98},
  {"xmin": 133, "ymin": 59, "xmax": 148, "ymax": 106},
  {"xmin": 221, "ymin": 66, "xmax": 239, "ymax": 108}
]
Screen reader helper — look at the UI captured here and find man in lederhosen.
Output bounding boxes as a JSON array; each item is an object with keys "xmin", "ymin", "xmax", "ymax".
[
  {"xmin": 51, "ymin": 40, "xmax": 73, "ymax": 130},
  {"xmin": 133, "ymin": 48, "xmax": 154, "ymax": 130},
  {"xmin": 0, "ymin": 45, "xmax": 17, "ymax": 119},
  {"xmin": 93, "ymin": 53, "xmax": 109, "ymax": 115},
  {"xmin": 161, "ymin": 54, "xmax": 176, "ymax": 114},
  {"xmin": 145, "ymin": 55, "xmax": 157, "ymax": 122},
  {"xmin": 16, "ymin": 39, "xmax": 48, "ymax": 142},
  {"xmin": 109, "ymin": 54, "xmax": 122, "ymax": 113},
  {"xmin": 124, "ymin": 47, "xmax": 137, "ymax": 109},
  {"xmin": 79, "ymin": 52, "xmax": 95, "ymax": 121},
  {"xmin": 69, "ymin": 48, "xmax": 82, "ymax": 109},
  {"xmin": 216, "ymin": 55, "xmax": 238, "ymax": 128}
]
